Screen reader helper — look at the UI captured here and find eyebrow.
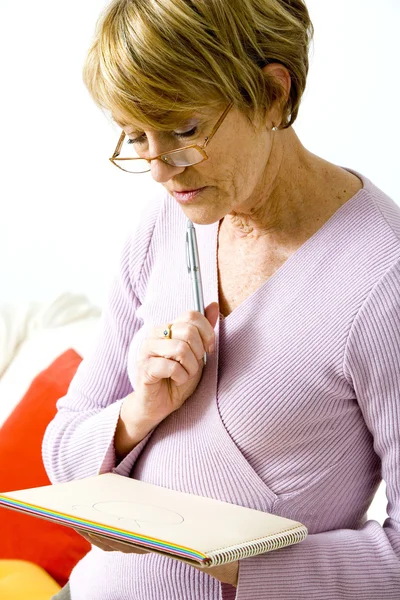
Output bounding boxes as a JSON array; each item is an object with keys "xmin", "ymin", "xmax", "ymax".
[{"xmin": 113, "ymin": 113, "xmax": 204, "ymax": 131}]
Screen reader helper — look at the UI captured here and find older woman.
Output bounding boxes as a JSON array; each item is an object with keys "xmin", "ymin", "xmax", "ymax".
[{"xmin": 44, "ymin": 0, "xmax": 400, "ymax": 598}]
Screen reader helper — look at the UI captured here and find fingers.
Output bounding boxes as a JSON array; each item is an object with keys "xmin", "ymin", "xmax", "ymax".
[
  {"xmin": 147, "ymin": 335, "xmax": 203, "ymax": 376},
  {"xmin": 88, "ymin": 533, "xmax": 115, "ymax": 552},
  {"xmin": 89, "ymin": 533, "xmax": 151, "ymax": 554},
  {"xmin": 173, "ymin": 311, "xmax": 216, "ymax": 352},
  {"xmin": 76, "ymin": 530, "xmax": 113, "ymax": 552},
  {"xmin": 148, "ymin": 313, "xmax": 215, "ymax": 359},
  {"xmin": 140, "ymin": 356, "xmax": 198, "ymax": 386},
  {"xmin": 76, "ymin": 530, "xmax": 151, "ymax": 554},
  {"xmin": 135, "ymin": 310, "xmax": 217, "ymax": 397}
]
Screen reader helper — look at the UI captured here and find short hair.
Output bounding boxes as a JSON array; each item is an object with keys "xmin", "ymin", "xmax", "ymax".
[{"xmin": 82, "ymin": 0, "xmax": 314, "ymax": 130}]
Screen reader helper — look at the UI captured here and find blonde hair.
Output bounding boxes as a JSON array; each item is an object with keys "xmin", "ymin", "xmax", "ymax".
[{"xmin": 83, "ymin": 0, "xmax": 314, "ymax": 130}]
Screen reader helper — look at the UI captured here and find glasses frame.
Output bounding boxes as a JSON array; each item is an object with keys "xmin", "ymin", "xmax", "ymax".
[{"xmin": 110, "ymin": 102, "xmax": 233, "ymax": 173}]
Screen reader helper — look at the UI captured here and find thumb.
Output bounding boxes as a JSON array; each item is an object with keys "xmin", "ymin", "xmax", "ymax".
[{"xmin": 204, "ymin": 302, "xmax": 220, "ymax": 329}]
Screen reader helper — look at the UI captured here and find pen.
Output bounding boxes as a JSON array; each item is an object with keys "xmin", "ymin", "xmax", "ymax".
[{"xmin": 186, "ymin": 220, "xmax": 207, "ymax": 365}]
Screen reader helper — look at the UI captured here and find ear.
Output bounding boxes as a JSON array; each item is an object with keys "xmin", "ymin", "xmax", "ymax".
[{"xmin": 262, "ymin": 63, "xmax": 291, "ymax": 128}]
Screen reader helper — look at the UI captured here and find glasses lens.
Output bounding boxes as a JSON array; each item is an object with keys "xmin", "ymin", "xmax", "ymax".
[
  {"xmin": 161, "ymin": 147, "xmax": 204, "ymax": 167},
  {"xmin": 113, "ymin": 158, "xmax": 150, "ymax": 173},
  {"xmin": 112, "ymin": 136, "xmax": 150, "ymax": 173},
  {"xmin": 112, "ymin": 136, "xmax": 205, "ymax": 172}
]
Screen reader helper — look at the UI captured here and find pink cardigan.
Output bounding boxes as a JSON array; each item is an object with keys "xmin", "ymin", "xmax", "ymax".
[{"xmin": 43, "ymin": 169, "xmax": 400, "ymax": 599}]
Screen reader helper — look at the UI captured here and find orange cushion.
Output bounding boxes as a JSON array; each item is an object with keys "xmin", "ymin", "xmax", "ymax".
[
  {"xmin": 0, "ymin": 559, "xmax": 61, "ymax": 600},
  {"xmin": 0, "ymin": 349, "xmax": 90, "ymax": 587}
]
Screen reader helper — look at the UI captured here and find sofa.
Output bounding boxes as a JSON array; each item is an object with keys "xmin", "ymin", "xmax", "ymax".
[{"xmin": 0, "ymin": 293, "xmax": 101, "ymax": 600}]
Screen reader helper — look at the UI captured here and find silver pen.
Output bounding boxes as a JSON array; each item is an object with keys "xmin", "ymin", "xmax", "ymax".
[{"xmin": 186, "ymin": 219, "xmax": 207, "ymax": 365}]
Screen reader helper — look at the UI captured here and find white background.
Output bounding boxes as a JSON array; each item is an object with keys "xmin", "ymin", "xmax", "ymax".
[
  {"xmin": 1, "ymin": 0, "xmax": 399, "ymax": 306},
  {"xmin": 0, "ymin": 0, "xmax": 398, "ymax": 522}
]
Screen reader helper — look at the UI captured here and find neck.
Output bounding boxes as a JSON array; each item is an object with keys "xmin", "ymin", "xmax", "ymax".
[{"xmin": 222, "ymin": 128, "xmax": 361, "ymax": 248}]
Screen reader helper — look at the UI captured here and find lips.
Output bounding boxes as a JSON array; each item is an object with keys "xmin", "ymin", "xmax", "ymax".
[
  {"xmin": 172, "ymin": 187, "xmax": 203, "ymax": 193},
  {"xmin": 171, "ymin": 187, "xmax": 206, "ymax": 204}
]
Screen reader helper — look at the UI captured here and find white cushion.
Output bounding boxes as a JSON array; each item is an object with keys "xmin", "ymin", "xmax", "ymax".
[
  {"xmin": 0, "ymin": 293, "xmax": 101, "ymax": 428},
  {"xmin": 0, "ymin": 317, "xmax": 100, "ymax": 428},
  {"xmin": 0, "ymin": 293, "xmax": 101, "ymax": 378}
]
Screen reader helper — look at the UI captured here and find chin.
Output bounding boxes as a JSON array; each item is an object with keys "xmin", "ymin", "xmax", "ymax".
[{"xmin": 179, "ymin": 205, "xmax": 222, "ymax": 226}]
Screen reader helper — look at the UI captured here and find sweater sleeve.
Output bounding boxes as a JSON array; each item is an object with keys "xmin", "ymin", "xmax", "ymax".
[
  {"xmin": 42, "ymin": 197, "xmax": 161, "ymax": 483},
  {"xmin": 226, "ymin": 257, "xmax": 400, "ymax": 600}
]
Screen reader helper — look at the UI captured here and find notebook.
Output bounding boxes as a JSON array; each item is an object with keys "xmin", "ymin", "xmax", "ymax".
[{"xmin": 0, "ymin": 473, "xmax": 307, "ymax": 567}]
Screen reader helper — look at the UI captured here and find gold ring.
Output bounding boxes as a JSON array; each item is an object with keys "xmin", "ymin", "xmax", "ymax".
[{"xmin": 162, "ymin": 324, "xmax": 173, "ymax": 339}]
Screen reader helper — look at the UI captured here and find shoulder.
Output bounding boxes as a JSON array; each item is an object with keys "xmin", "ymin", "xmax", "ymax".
[
  {"xmin": 344, "ymin": 170, "xmax": 400, "ymax": 328},
  {"xmin": 350, "ymin": 169, "xmax": 400, "ymax": 244},
  {"xmin": 344, "ymin": 255, "xmax": 400, "ymax": 372}
]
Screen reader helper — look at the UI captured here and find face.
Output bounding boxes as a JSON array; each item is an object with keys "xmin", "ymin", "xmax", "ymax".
[{"xmin": 118, "ymin": 106, "xmax": 276, "ymax": 226}]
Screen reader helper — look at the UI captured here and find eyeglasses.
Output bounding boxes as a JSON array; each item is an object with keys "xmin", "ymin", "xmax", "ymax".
[{"xmin": 109, "ymin": 103, "xmax": 232, "ymax": 174}]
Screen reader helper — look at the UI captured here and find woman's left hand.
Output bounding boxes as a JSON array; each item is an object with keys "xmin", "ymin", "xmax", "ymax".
[
  {"xmin": 195, "ymin": 561, "xmax": 239, "ymax": 587},
  {"xmin": 77, "ymin": 530, "xmax": 152, "ymax": 554},
  {"xmin": 78, "ymin": 531, "xmax": 239, "ymax": 586}
]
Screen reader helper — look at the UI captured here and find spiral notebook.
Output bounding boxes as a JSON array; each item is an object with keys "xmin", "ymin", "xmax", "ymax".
[{"xmin": 0, "ymin": 473, "xmax": 307, "ymax": 567}]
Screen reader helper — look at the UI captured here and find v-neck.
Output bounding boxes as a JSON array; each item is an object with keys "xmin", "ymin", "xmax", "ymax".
[{"xmin": 215, "ymin": 170, "xmax": 367, "ymax": 325}]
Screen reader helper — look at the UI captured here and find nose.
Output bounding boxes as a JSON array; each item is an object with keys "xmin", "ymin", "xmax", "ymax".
[{"xmin": 150, "ymin": 158, "xmax": 187, "ymax": 183}]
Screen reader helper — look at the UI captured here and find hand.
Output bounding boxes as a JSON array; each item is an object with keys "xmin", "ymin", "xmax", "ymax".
[
  {"xmin": 122, "ymin": 302, "xmax": 219, "ymax": 433},
  {"xmin": 77, "ymin": 530, "xmax": 239, "ymax": 586},
  {"xmin": 196, "ymin": 561, "xmax": 239, "ymax": 587},
  {"xmin": 76, "ymin": 530, "xmax": 152, "ymax": 555}
]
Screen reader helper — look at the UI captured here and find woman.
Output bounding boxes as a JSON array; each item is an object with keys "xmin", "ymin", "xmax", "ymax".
[{"xmin": 45, "ymin": 0, "xmax": 400, "ymax": 598}]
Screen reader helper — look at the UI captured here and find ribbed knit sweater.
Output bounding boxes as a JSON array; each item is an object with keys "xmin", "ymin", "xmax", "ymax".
[{"xmin": 43, "ymin": 169, "xmax": 400, "ymax": 599}]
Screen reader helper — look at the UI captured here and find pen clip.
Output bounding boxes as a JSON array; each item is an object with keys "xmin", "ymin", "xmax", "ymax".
[{"xmin": 186, "ymin": 231, "xmax": 191, "ymax": 274}]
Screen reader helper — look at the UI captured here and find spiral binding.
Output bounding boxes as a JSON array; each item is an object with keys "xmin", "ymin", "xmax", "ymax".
[{"xmin": 205, "ymin": 525, "xmax": 308, "ymax": 567}]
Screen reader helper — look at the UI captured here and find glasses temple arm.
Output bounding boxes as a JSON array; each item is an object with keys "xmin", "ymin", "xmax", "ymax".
[
  {"xmin": 113, "ymin": 130, "xmax": 126, "ymax": 158},
  {"xmin": 202, "ymin": 103, "xmax": 233, "ymax": 149}
]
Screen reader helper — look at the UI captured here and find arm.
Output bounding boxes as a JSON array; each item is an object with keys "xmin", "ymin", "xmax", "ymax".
[
  {"xmin": 42, "ymin": 198, "xmax": 161, "ymax": 482},
  {"xmin": 226, "ymin": 257, "xmax": 400, "ymax": 600}
]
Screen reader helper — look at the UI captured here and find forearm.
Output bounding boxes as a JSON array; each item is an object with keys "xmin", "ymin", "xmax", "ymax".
[
  {"xmin": 114, "ymin": 392, "xmax": 159, "ymax": 461},
  {"xmin": 42, "ymin": 399, "xmax": 124, "ymax": 482},
  {"xmin": 43, "ymin": 393, "xmax": 158, "ymax": 482},
  {"xmin": 228, "ymin": 523, "xmax": 400, "ymax": 600}
]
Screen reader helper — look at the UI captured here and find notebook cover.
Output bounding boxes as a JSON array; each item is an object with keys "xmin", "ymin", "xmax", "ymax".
[{"xmin": 0, "ymin": 473, "xmax": 307, "ymax": 566}]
